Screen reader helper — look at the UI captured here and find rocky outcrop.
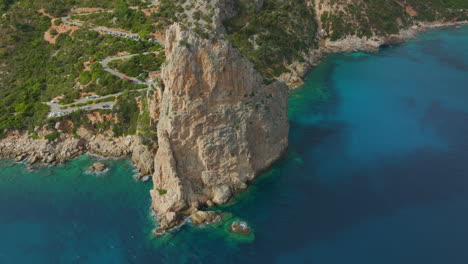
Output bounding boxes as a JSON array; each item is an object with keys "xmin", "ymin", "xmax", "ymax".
[
  {"xmin": 88, "ymin": 162, "xmax": 106, "ymax": 173},
  {"xmin": 229, "ymin": 220, "xmax": 251, "ymax": 236},
  {"xmin": 150, "ymin": 24, "xmax": 289, "ymax": 230}
]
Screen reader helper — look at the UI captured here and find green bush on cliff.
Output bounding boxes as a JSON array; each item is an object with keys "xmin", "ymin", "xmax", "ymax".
[
  {"xmin": 44, "ymin": 131, "xmax": 60, "ymax": 141},
  {"xmin": 157, "ymin": 189, "xmax": 167, "ymax": 195}
]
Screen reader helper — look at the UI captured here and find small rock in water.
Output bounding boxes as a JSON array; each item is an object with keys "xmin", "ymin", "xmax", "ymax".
[
  {"xmin": 88, "ymin": 162, "xmax": 106, "ymax": 173},
  {"xmin": 229, "ymin": 221, "xmax": 251, "ymax": 236},
  {"xmin": 26, "ymin": 166, "xmax": 34, "ymax": 171},
  {"xmin": 93, "ymin": 162, "xmax": 106, "ymax": 171}
]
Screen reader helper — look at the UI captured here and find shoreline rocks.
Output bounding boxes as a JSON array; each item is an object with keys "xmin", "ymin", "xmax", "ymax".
[
  {"xmin": 0, "ymin": 127, "xmax": 156, "ymax": 179},
  {"xmin": 279, "ymin": 20, "xmax": 468, "ymax": 88}
]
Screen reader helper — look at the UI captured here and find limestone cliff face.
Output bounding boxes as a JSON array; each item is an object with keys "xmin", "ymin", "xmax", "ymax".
[{"xmin": 150, "ymin": 24, "xmax": 289, "ymax": 230}]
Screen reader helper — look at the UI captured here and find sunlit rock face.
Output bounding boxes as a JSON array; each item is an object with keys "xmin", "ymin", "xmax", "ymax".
[{"xmin": 150, "ymin": 24, "xmax": 289, "ymax": 230}]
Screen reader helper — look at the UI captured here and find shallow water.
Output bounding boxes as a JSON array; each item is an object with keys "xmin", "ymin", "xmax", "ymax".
[{"xmin": 0, "ymin": 26, "xmax": 467, "ymax": 263}]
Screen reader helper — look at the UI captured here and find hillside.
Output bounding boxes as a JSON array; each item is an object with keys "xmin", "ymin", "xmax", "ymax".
[{"xmin": 224, "ymin": 0, "xmax": 467, "ymax": 79}]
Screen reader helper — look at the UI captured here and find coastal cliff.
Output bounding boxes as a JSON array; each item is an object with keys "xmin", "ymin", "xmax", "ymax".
[{"xmin": 150, "ymin": 24, "xmax": 289, "ymax": 231}]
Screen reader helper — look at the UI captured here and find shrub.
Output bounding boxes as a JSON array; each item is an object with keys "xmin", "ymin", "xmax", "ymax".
[
  {"xmin": 44, "ymin": 131, "xmax": 60, "ymax": 141},
  {"xmin": 157, "ymin": 189, "xmax": 167, "ymax": 195}
]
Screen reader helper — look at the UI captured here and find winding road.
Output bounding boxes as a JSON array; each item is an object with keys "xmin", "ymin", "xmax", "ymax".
[
  {"xmin": 100, "ymin": 52, "xmax": 154, "ymax": 85},
  {"xmin": 61, "ymin": 14, "xmax": 165, "ymax": 45},
  {"xmin": 46, "ymin": 52, "xmax": 157, "ymax": 118},
  {"xmin": 46, "ymin": 5, "xmax": 163, "ymax": 118},
  {"xmin": 62, "ymin": 16, "xmax": 147, "ymax": 41},
  {"xmin": 46, "ymin": 88, "xmax": 150, "ymax": 118}
]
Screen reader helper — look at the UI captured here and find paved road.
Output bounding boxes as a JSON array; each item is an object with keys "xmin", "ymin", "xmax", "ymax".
[
  {"xmin": 62, "ymin": 16, "xmax": 141, "ymax": 40},
  {"xmin": 61, "ymin": 16, "xmax": 164, "ymax": 45},
  {"xmin": 100, "ymin": 53, "xmax": 154, "ymax": 85},
  {"xmin": 46, "ymin": 52, "xmax": 156, "ymax": 117},
  {"xmin": 148, "ymin": 0, "xmax": 159, "ymax": 6},
  {"xmin": 46, "ymin": 8, "xmax": 163, "ymax": 118},
  {"xmin": 46, "ymin": 88, "xmax": 149, "ymax": 118}
]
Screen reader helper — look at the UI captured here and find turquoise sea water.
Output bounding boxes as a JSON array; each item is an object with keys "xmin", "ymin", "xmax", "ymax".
[{"xmin": 1, "ymin": 25, "xmax": 468, "ymax": 263}]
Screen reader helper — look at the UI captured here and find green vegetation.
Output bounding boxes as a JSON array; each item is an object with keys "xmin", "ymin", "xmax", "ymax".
[
  {"xmin": 78, "ymin": 71, "xmax": 92, "ymax": 85},
  {"xmin": 320, "ymin": 0, "xmax": 467, "ymax": 41},
  {"xmin": 80, "ymin": 63, "xmax": 146, "ymax": 98},
  {"xmin": 136, "ymin": 94, "xmax": 157, "ymax": 146},
  {"xmin": 319, "ymin": 0, "xmax": 410, "ymax": 41},
  {"xmin": 71, "ymin": 3, "xmax": 154, "ymax": 34},
  {"xmin": 30, "ymin": 131, "xmax": 40, "ymax": 139},
  {"xmin": 157, "ymin": 189, "xmax": 167, "ymax": 195},
  {"xmin": 152, "ymin": 0, "xmax": 215, "ymax": 38},
  {"xmin": 152, "ymin": 0, "xmax": 186, "ymax": 29},
  {"xmin": 48, "ymin": 108, "xmax": 111, "ymax": 135},
  {"xmin": 0, "ymin": 2, "xmax": 159, "ymax": 131},
  {"xmin": 224, "ymin": 0, "xmax": 318, "ymax": 78},
  {"xmin": 406, "ymin": 0, "xmax": 468, "ymax": 21},
  {"xmin": 108, "ymin": 52, "xmax": 165, "ymax": 80},
  {"xmin": 112, "ymin": 89, "xmax": 140, "ymax": 136},
  {"xmin": 44, "ymin": 131, "xmax": 60, "ymax": 141},
  {"xmin": 0, "ymin": 0, "xmax": 465, "ymax": 137},
  {"xmin": 0, "ymin": 0, "xmax": 14, "ymax": 13}
]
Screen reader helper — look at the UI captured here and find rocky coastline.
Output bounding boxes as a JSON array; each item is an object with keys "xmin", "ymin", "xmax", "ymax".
[
  {"xmin": 0, "ymin": 126, "xmax": 155, "ymax": 179},
  {"xmin": 279, "ymin": 20, "xmax": 468, "ymax": 88}
]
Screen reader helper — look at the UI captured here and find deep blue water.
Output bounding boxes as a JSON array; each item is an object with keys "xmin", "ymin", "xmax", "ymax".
[{"xmin": 1, "ymin": 25, "xmax": 468, "ymax": 263}]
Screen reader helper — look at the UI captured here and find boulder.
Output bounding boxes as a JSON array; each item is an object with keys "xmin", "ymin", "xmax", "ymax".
[
  {"xmin": 190, "ymin": 210, "xmax": 222, "ymax": 225},
  {"xmin": 93, "ymin": 162, "xmax": 106, "ymax": 171},
  {"xmin": 88, "ymin": 162, "xmax": 106, "ymax": 173},
  {"xmin": 15, "ymin": 154, "xmax": 25, "ymax": 162}
]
